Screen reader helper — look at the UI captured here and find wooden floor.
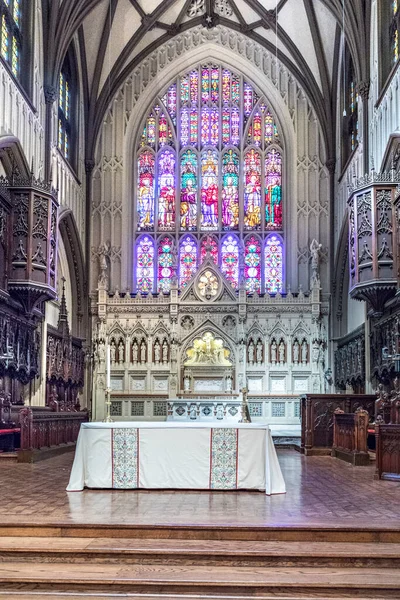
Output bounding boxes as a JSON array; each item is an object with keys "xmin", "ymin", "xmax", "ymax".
[
  {"xmin": 0, "ymin": 448, "xmax": 399, "ymax": 529},
  {"xmin": 1, "ymin": 449, "xmax": 400, "ymax": 598}
]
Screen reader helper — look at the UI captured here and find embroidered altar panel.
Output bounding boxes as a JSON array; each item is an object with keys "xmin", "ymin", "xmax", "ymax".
[{"xmin": 210, "ymin": 428, "xmax": 238, "ymax": 489}]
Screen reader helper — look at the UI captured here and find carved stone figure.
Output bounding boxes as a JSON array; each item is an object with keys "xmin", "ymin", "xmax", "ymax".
[
  {"xmin": 226, "ymin": 375, "xmax": 232, "ymax": 393},
  {"xmin": 118, "ymin": 340, "xmax": 124, "ymax": 364},
  {"xmin": 189, "ymin": 403, "xmax": 197, "ymax": 419},
  {"xmin": 132, "ymin": 341, "xmax": 138, "ymax": 363},
  {"xmin": 154, "ymin": 341, "xmax": 161, "ymax": 364},
  {"xmin": 271, "ymin": 340, "xmax": 277, "ymax": 364},
  {"xmin": 216, "ymin": 404, "xmax": 224, "ymax": 420},
  {"xmin": 310, "ymin": 239, "xmax": 322, "ymax": 282},
  {"xmin": 279, "ymin": 340, "xmax": 285, "ymax": 363},
  {"xmin": 248, "ymin": 341, "xmax": 255, "ymax": 364},
  {"xmin": 256, "ymin": 341, "xmax": 263, "ymax": 364},
  {"xmin": 162, "ymin": 341, "xmax": 168, "ymax": 363},
  {"xmin": 140, "ymin": 341, "xmax": 147, "ymax": 364},
  {"xmin": 98, "ymin": 340, "xmax": 105, "ymax": 362},
  {"xmin": 312, "ymin": 341, "xmax": 320, "ymax": 363},
  {"xmin": 301, "ymin": 340, "xmax": 308, "ymax": 363},
  {"xmin": 184, "ymin": 374, "xmax": 191, "ymax": 392},
  {"xmin": 110, "ymin": 340, "xmax": 116, "ymax": 363},
  {"xmin": 293, "ymin": 340, "xmax": 300, "ymax": 363}
]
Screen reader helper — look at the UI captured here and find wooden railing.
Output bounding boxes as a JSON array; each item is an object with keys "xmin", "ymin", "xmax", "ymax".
[
  {"xmin": 332, "ymin": 408, "xmax": 370, "ymax": 466},
  {"xmin": 300, "ymin": 394, "xmax": 376, "ymax": 455},
  {"xmin": 375, "ymin": 421, "xmax": 400, "ymax": 481},
  {"xmin": 18, "ymin": 407, "xmax": 87, "ymax": 462}
]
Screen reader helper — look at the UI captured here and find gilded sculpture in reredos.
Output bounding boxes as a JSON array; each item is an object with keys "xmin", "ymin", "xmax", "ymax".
[{"xmin": 184, "ymin": 332, "xmax": 232, "ymax": 366}]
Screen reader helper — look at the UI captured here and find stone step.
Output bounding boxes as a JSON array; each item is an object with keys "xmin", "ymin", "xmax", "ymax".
[
  {"xmin": 0, "ymin": 562, "xmax": 399, "ymax": 597},
  {"xmin": 0, "ymin": 537, "xmax": 399, "ymax": 567}
]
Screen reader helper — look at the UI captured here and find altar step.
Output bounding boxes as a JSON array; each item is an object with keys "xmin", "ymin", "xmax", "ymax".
[
  {"xmin": 0, "ymin": 536, "xmax": 399, "ymax": 568},
  {"xmin": 0, "ymin": 561, "xmax": 399, "ymax": 598},
  {"xmin": 0, "ymin": 537, "xmax": 399, "ymax": 598}
]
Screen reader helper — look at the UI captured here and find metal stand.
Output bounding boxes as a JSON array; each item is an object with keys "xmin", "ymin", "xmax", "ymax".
[
  {"xmin": 239, "ymin": 386, "xmax": 251, "ymax": 423},
  {"xmin": 103, "ymin": 387, "xmax": 114, "ymax": 423}
]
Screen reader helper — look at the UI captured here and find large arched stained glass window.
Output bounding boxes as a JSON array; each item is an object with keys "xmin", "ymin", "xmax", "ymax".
[
  {"xmin": 136, "ymin": 236, "xmax": 155, "ymax": 293},
  {"xmin": 179, "ymin": 236, "xmax": 197, "ymax": 287},
  {"xmin": 134, "ymin": 64, "xmax": 284, "ymax": 294},
  {"xmin": 265, "ymin": 235, "xmax": 283, "ymax": 293},
  {"xmin": 221, "ymin": 235, "xmax": 239, "ymax": 288}
]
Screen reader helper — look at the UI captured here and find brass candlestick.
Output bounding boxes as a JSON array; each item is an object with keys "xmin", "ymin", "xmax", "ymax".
[
  {"xmin": 103, "ymin": 387, "xmax": 114, "ymax": 423},
  {"xmin": 239, "ymin": 386, "xmax": 251, "ymax": 423}
]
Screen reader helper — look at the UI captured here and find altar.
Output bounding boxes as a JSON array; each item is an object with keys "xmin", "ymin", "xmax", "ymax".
[{"xmin": 66, "ymin": 422, "xmax": 286, "ymax": 495}]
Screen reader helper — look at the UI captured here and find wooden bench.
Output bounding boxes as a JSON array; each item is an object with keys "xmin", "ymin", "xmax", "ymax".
[{"xmin": 331, "ymin": 408, "xmax": 370, "ymax": 466}]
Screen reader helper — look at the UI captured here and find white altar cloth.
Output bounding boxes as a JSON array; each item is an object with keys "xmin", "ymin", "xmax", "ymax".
[{"xmin": 66, "ymin": 422, "xmax": 286, "ymax": 495}]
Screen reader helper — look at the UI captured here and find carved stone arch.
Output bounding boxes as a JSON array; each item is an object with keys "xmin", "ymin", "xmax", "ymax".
[
  {"xmin": 58, "ymin": 208, "xmax": 86, "ymax": 338},
  {"xmin": 0, "ymin": 136, "xmax": 31, "ymax": 179},
  {"xmin": 116, "ymin": 39, "xmax": 302, "ymax": 290},
  {"xmin": 180, "ymin": 322, "xmax": 237, "ymax": 363}
]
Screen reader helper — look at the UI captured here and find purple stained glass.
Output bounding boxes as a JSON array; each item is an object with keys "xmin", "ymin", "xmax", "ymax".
[
  {"xmin": 136, "ymin": 236, "xmax": 155, "ymax": 293},
  {"xmin": 265, "ymin": 149, "xmax": 282, "ymax": 230},
  {"xmin": 231, "ymin": 108, "xmax": 240, "ymax": 145},
  {"xmin": 180, "ymin": 108, "xmax": 189, "ymax": 146},
  {"xmin": 201, "ymin": 67, "xmax": 210, "ymax": 103},
  {"xmin": 201, "ymin": 108, "xmax": 210, "ymax": 145},
  {"xmin": 180, "ymin": 76, "xmax": 189, "ymax": 103},
  {"xmin": 179, "ymin": 236, "xmax": 197, "ymax": 286},
  {"xmin": 167, "ymin": 84, "xmax": 177, "ymax": 124},
  {"xmin": 190, "ymin": 70, "xmax": 199, "ymax": 104},
  {"xmin": 211, "ymin": 67, "xmax": 219, "ymax": 102},
  {"xmin": 222, "ymin": 69, "xmax": 230, "ymax": 103},
  {"xmin": 221, "ymin": 235, "xmax": 239, "ymax": 288},
  {"xmin": 265, "ymin": 235, "xmax": 283, "ymax": 293}
]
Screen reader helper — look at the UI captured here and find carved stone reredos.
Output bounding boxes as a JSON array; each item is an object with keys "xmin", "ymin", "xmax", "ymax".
[{"xmin": 180, "ymin": 260, "xmax": 237, "ymax": 303}]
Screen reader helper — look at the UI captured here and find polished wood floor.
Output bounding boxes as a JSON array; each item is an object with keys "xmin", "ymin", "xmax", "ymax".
[{"xmin": 0, "ymin": 448, "xmax": 399, "ymax": 529}]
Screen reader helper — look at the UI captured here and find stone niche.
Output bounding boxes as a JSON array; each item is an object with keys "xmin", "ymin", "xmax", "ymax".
[{"xmin": 182, "ymin": 331, "xmax": 234, "ymax": 394}]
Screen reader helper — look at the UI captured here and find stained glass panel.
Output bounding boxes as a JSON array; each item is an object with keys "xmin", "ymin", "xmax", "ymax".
[
  {"xmin": 1, "ymin": 16, "xmax": 8, "ymax": 60},
  {"xmin": 200, "ymin": 236, "xmax": 218, "ymax": 264},
  {"xmin": 158, "ymin": 237, "xmax": 175, "ymax": 293},
  {"xmin": 265, "ymin": 149, "xmax": 282, "ymax": 230},
  {"xmin": 167, "ymin": 84, "xmax": 177, "ymax": 124},
  {"xmin": 221, "ymin": 235, "xmax": 239, "ymax": 288},
  {"xmin": 265, "ymin": 235, "xmax": 283, "ymax": 293},
  {"xmin": 211, "ymin": 67, "xmax": 219, "ymax": 102},
  {"xmin": 222, "ymin": 150, "xmax": 239, "ymax": 230},
  {"xmin": 201, "ymin": 67, "xmax": 210, "ymax": 103},
  {"xmin": 180, "ymin": 150, "xmax": 197, "ymax": 230},
  {"xmin": 180, "ymin": 108, "xmax": 189, "ymax": 146},
  {"xmin": 137, "ymin": 151, "xmax": 155, "ymax": 230},
  {"xmin": 201, "ymin": 108, "xmax": 210, "ymax": 145},
  {"xmin": 231, "ymin": 108, "xmax": 240, "ymax": 145},
  {"xmin": 222, "ymin": 69, "xmax": 230, "ymax": 103},
  {"xmin": 146, "ymin": 115, "xmax": 156, "ymax": 147},
  {"xmin": 190, "ymin": 70, "xmax": 199, "ymax": 104},
  {"xmin": 201, "ymin": 150, "xmax": 218, "ymax": 230},
  {"xmin": 244, "ymin": 236, "xmax": 261, "ymax": 293},
  {"xmin": 222, "ymin": 108, "xmax": 230, "ymax": 145},
  {"xmin": 13, "ymin": 0, "xmax": 20, "ymax": 26},
  {"xmin": 179, "ymin": 236, "xmax": 197, "ymax": 286},
  {"xmin": 158, "ymin": 150, "xmax": 176, "ymax": 230},
  {"xmin": 136, "ymin": 236, "xmax": 155, "ymax": 293},
  {"xmin": 190, "ymin": 109, "xmax": 198, "ymax": 144},
  {"xmin": 244, "ymin": 149, "xmax": 262, "ymax": 230},
  {"xmin": 180, "ymin": 76, "xmax": 189, "ymax": 104}
]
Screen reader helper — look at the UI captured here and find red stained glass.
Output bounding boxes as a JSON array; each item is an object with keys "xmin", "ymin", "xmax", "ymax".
[
  {"xmin": 222, "ymin": 69, "xmax": 230, "ymax": 103},
  {"xmin": 243, "ymin": 149, "xmax": 262, "ymax": 230},
  {"xmin": 137, "ymin": 151, "xmax": 155, "ymax": 230},
  {"xmin": 265, "ymin": 149, "xmax": 282, "ymax": 230},
  {"xmin": 222, "ymin": 150, "xmax": 239, "ymax": 230},
  {"xmin": 158, "ymin": 149, "xmax": 176, "ymax": 230},
  {"xmin": 211, "ymin": 67, "xmax": 219, "ymax": 102},
  {"xmin": 190, "ymin": 70, "xmax": 199, "ymax": 104},
  {"xmin": 201, "ymin": 150, "xmax": 218, "ymax": 230},
  {"xmin": 200, "ymin": 236, "xmax": 218, "ymax": 264},
  {"xmin": 159, "ymin": 114, "xmax": 167, "ymax": 146}
]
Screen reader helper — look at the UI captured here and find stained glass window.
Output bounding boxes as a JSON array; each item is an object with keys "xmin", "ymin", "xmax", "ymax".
[
  {"xmin": 136, "ymin": 236, "xmax": 155, "ymax": 294},
  {"xmin": 245, "ymin": 236, "xmax": 261, "ymax": 294},
  {"xmin": 342, "ymin": 48, "xmax": 358, "ymax": 167},
  {"xmin": 157, "ymin": 149, "xmax": 175, "ymax": 230},
  {"xmin": 391, "ymin": 0, "xmax": 399, "ymax": 63},
  {"xmin": 0, "ymin": 0, "xmax": 21, "ymax": 77},
  {"xmin": 265, "ymin": 149, "xmax": 282, "ymax": 230},
  {"xmin": 179, "ymin": 236, "xmax": 197, "ymax": 287},
  {"xmin": 180, "ymin": 150, "xmax": 197, "ymax": 230},
  {"xmin": 134, "ymin": 64, "xmax": 284, "ymax": 294},
  {"xmin": 158, "ymin": 236, "xmax": 175, "ymax": 293},
  {"xmin": 221, "ymin": 235, "xmax": 239, "ymax": 288},
  {"xmin": 201, "ymin": 150, "xmax": 218, "ymax": 230},
  {"xmin": 200, "ymin": 236, "xmax": 218, "ymax": 264},
  {"xmin": 265, "ymin": 235, "xmax": 283, "ymax": 293},
  {"xmin": 244, "ymin": 149, "xmax": 262, "ymax": 230},
  {"xmin": 222, "ymin": 150, "xmax": 239, "ymax": 230},
  {"xmin": 58, "ymin": 55, "xmax": 74, "ymax": 161},
  {"xmin": 137, "ymin": 151, "xmax": 155, "ymax": 230}
]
